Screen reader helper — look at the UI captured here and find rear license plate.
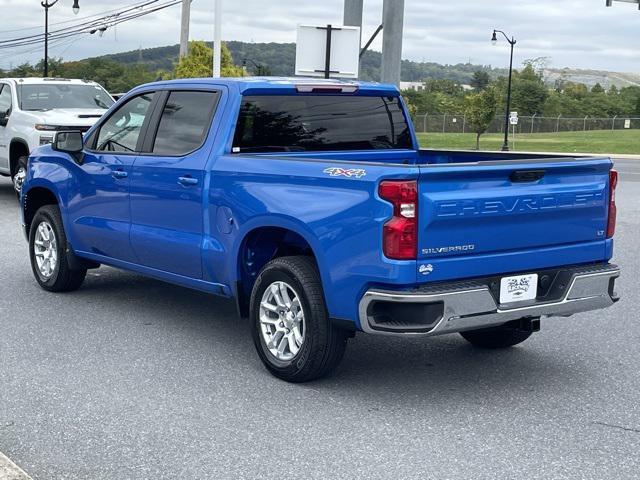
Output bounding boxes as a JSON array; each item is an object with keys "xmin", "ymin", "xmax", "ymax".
[{"xmin": 500, "ymin": 274, "xmax": 538, "ymax": 304}]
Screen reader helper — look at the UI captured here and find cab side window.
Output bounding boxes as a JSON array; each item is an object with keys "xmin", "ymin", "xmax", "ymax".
[
  {"xmin": 151, "ymin": 91, "xmax": 218, "ymax": 156},
  {"xmin": 95, "ymin": 92, "xmax": 155, "ymax": 153},
  {"xmin": 0, "ymin": 84, "xmax": 12, "ymax": 116}
]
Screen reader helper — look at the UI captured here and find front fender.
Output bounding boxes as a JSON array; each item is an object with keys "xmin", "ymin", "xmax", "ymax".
[{"xmin": 22, "ymin": 151, "xmax": 73, "ymax": 235}]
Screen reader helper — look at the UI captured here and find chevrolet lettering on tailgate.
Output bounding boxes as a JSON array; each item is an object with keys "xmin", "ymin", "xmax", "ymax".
[{"xmin": 435, "ymin": 192, "xmax": 605, "ymax": 217}]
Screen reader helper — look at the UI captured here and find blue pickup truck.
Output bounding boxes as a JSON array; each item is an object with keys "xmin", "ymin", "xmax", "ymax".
[{"xmin": 20, "ymin": 77, "xmax": 620, "ymax": 382}]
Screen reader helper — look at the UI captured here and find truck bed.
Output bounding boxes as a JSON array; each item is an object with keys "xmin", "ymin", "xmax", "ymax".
[{"xmin": 417, "ymin": 148, "xmax": 590, "ymax": 165}]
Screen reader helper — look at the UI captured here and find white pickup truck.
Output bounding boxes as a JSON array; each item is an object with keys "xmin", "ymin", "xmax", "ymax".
[{"xmin": 0, "ymin": 77, "xmax": 114, "ymax": 195}]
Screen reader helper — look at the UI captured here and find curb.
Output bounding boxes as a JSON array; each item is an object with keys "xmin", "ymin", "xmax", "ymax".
[{"xmin": 0, "ymin": 452, "xmax": 32, "ymax": 480}]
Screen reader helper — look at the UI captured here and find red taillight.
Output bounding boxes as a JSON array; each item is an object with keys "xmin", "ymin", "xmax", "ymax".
[
  {"xmin": 607, "ymin": 169, "xmax": 618, "ymax": 238},
  {"xmin": 379, "ymin": 180, "xmax": 417, "ymax": 260}
]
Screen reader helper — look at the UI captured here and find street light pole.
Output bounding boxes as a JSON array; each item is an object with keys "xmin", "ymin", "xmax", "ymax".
[
  {"xmin": 41, "ymin": 0, "xmax": 80, "ymax": 77},
  {"xmin": 492, "ymin": 29, "xmax": 516, "ymax": 152}
]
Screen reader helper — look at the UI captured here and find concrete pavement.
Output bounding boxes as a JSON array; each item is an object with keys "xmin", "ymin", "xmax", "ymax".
[{"xmin": 0, "ymin": 162, "xmax": 638, "ymax": 479}]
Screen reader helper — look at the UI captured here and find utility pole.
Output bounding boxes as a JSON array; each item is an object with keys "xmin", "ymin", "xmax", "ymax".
[
  {"xmin": 343, "ymin": 0, "xmax": 363, "ymax": 78},
  {"xmin": 213, "ymin": 0, "xmax": 222, "ymax": 77},
  {"xmin": 179, "ymin": 0, "xmax": 191, "ymax": 58},
  {"xmin": 381, "ymin": 0, "xmax": 404, "ymax": 86},
  {"xmin": 343, "ymin": 0, "xmax": 363, "ymax": 42}
]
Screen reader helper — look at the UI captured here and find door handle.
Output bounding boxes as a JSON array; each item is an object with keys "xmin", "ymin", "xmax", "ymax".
[
  {"xmin": 510, "ymin": 170, "xmax": 545, "ymax": 183},
  {"xmin": 112, "ymin": 170, "xmax": 128, "ymax": 179},
  {"xmin": 178, "ymin": 176, "xmax": 198, "ymax": 187}
]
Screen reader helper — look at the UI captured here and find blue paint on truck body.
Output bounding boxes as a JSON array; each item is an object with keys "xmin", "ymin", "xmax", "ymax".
[{"xmin": 21, "ymin": 77, "xmax": 614, "ymax": 329}]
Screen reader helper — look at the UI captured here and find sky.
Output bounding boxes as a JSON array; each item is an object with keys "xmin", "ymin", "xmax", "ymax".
[{"xmin": 0, "ymin": 0, "xmax": 638, "ymax": 73}]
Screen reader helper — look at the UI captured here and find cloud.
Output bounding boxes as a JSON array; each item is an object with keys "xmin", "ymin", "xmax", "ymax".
[{"xmin": 0, "ymin": 0, "xmax": 637, "ymax": 72}]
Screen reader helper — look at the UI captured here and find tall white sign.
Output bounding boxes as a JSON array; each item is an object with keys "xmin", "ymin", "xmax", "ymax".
[{"xmin": 295, "ymin": 25, "xmax": 361, "ymax": 79}]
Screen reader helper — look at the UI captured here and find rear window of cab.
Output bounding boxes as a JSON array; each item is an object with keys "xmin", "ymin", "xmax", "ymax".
[{"xmin": 232, "ymin": 94, "xmax": 412, "ymax": 153}]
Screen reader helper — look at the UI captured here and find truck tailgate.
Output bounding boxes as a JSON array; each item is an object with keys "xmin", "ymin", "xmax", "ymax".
[{"xmin": 417, "ymin": 157, "xmax": 613, "ymax": 282}]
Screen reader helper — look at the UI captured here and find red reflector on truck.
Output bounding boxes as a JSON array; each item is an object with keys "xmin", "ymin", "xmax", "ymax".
[
  {"xmin": 607, "ymin": 169, "xmax": 618, "ymax": 238},
  {"xmin": 379, "ymin": 180, "xmax": 418, "ymax": 260}
]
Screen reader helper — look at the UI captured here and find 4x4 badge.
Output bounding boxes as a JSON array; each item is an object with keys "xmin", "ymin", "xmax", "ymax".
[{"xmin": 323, "ymin": 167, "xmax": 366, "ymax": 178}]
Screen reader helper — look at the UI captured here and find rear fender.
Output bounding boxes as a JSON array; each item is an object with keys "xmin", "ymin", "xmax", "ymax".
[{"xmin": 231, "ymin": 215, "xmax": 328, "ymax": 288}]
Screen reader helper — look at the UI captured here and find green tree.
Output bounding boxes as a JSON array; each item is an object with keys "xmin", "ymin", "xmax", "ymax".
[
  {"xmin": 399, "ymin": 88, "xmax": 440, "ymax": 114},
  {"xmin": 591, "ymin": 83, "xmax": 605, "ymax": 94},
  {"xmin": 402, "ymin": 94, "xmax": 418, "ymax": 119},
  {"xmin": 510, "ymin": 64, "xmax": 548, "ymax": 115},
  {"xmin": 464, "ymin": 86, "xmax": 498, "ymax": 150},
  {"xmin": 470, "ymin": 70, "xmax": 490, "ymax": 91},
  {"xmin": 12, "ymin": 62, "xmax": 38, "ymax": 77},
  {"xmin": 35, "ymin": 57, "xmax": 64, "ymax": 77},
  {"xmin": 174, "ymin": 40, "xmax": 243, "ymax": 78},
  {"xmin": 563, "ymin": 82, "xmax": 589, "ymax": 99}
]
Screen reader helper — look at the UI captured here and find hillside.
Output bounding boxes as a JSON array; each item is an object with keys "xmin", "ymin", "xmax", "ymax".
[
  {"xmin": 543, "ymin": 68, "xmax": 640, "ymax": 89},
  {"xmin": 93, "ymin": 41, "xmax": 639, "ymax": 88},
  {"xmin": 98, "ymin": 41, "xmax": 505, "ymax": 84}
]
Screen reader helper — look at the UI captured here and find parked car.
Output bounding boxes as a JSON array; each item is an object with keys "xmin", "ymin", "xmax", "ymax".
[
  {"xmin": 0, "ymin": 77, "xmax": 114, "ymax": 195},
  {"xmin": 20, "ymin": 78, "xmax": 620, "ymax": 382}
]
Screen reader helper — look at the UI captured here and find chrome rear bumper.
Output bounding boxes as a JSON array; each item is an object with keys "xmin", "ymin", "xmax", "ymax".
[{"xmin": 358, "ymin": 264, "xmax": 620, "ymax": 336}]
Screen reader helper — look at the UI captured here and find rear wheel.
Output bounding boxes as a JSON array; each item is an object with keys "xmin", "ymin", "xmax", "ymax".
[
  {"xmin": 250, "ymin": 256, "xmax": 348, "ymax": 382},
  {"xmin": 29, "ymin": 205, "xmax": 86, "ymax": 292},
  {"xmin": 460, "ymin": 321, "xmax": 534, "ymax": 349}
]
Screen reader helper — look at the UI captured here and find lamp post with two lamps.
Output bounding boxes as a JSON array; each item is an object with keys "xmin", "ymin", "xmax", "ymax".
[
  {"xmin": 491, "ymin": 29, "xmax": 516, "ymax": 151},
  {"xmin": 41, "ymin": 0, "xmax": 80, "ymax": 77}
]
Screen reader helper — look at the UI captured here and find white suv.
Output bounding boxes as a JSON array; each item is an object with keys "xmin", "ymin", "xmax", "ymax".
[{"xmin": 0, "ymin": 77, "xmax": 114, "ymax": 195}]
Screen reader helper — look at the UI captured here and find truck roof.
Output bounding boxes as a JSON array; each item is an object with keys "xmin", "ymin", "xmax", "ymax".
[
  {"xmin": 132, "ymin": 77, "xmax": 401, "ymax": 95},
  {"xmin": 0, "ymin": 77, "xmax": 100, "ymax": 86}
]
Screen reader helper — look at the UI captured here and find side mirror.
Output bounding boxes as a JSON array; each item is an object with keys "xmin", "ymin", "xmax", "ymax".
[
  {"xmin": 52, "ymin": 130, "xmax": 84, "ymax": 163},
  {"xmin": 53, "ymin": 130, "xmax": 84, "ymax": 153},
  {"xmin": 0, "ymin": 111, "xmax": 8, "ymax": 127}
]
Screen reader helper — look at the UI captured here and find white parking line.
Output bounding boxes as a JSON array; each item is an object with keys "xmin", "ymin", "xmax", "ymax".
[{"xmin": 0, "ymin": 452, "xmax": 32, "ymax": 480}]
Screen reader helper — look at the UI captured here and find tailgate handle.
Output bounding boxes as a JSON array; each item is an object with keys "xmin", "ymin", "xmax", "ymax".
[{"xmin": 510, "ymin": 170, "xmax": 545, "ymax": 183}]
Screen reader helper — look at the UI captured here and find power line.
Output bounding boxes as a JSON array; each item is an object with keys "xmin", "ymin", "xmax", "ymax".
[
  {"xmin": 0, "ymin": 0, "xmax": 165, "ymax": 46},
  {"xmin": 0, "ymin": 0, "xmax": 181, "ymax": 51},
  {"xmin": 0, "ymin": 34, "xmax": 88, "ymax": 67},
  {"xmin": 0, "ymin": 0, "xmax": 159, "ymax": 37}
]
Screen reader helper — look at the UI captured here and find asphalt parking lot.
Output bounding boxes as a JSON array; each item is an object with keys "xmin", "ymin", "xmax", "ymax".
[{"xmin": 0, "ymin": 159, "xmax": 639, "ymax": 480}]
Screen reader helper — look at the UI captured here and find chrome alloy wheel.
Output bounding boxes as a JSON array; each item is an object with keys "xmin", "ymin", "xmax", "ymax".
[
  {"xmin": 259, "ymin": 281, "xmax": 306, "ymax": 361},
  {"xmin": 13, "ymin": 166, "xmax": 26, "ymax": 194},
  {"xmin": 33, "ymin": 221, "xmax": 58, "ymax": 279}
]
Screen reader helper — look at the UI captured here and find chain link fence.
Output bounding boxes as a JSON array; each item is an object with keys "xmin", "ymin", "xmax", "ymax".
[{"xmin": 413, "ymin": 114, "xmax": 640, "ymax": 134}]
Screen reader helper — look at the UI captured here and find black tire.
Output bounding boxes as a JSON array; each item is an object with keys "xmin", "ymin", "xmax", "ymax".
[
  {"xmin": 250, "ymin": 256, "xmax": 348, "ymax": 382},
  {"xmin": 11, "ymin": 155, "xmax": 28, "ymax": 199},
  {"xmin": 460, "ymin": 322, "xmax": 534, "ymax": 349},
  {"xmin": 29, "ymin": 205, "xmax": 86, "ymax": 292}
]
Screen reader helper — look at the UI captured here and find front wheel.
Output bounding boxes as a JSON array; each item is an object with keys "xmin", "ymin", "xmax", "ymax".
[
  {"xmin": 250, "ymin": 256, "xmax": 348, "ymax": 382},
  {"xmin": 12, "ymin": 156, "xmax": 28, "ymax": 199},
  {"xmin": 460, "ymin": 321, "xmax": 535, "ymax": 349},
  {"xmin": 29, "ymin": 205, "xmax": 86, "ymax": 292}
]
